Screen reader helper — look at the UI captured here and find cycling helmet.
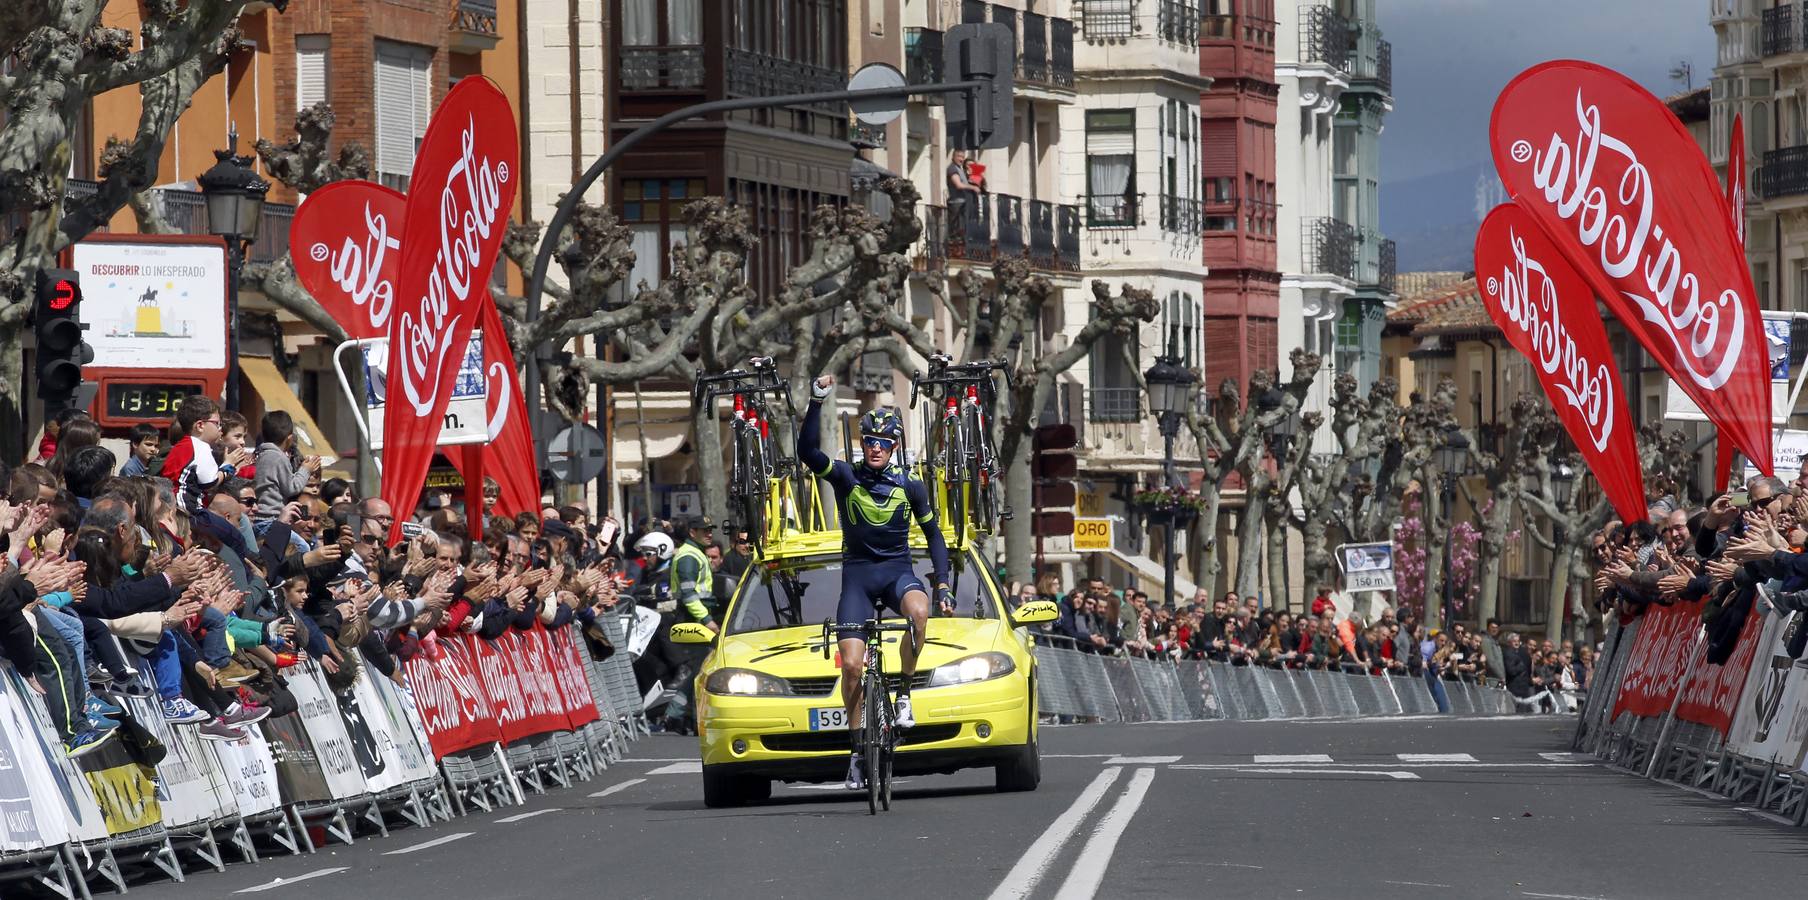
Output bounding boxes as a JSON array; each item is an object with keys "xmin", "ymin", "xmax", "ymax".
[
  {"xmin": 859, "ymin": 407, "xmax": 903, "ymax": 441},
  {"xmin": 632, "ymin": 532, "xmax": 674, "ymax": 562}
]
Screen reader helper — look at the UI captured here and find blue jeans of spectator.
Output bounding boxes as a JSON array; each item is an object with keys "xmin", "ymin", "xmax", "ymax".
[
  {"xmin": 1424, "ymin": 666, "xmax": 1450, "ymax": 714},
  {"xmin": 148, "ymin": 629, "xmax": 184, "ymax": 700},
  {"xmin": 197, "ymin": 606, "xmax": 231, "ymax": 668},
  {"xmin": 40, "ymin": 608, "xmax": 87, "ymax": 680}
]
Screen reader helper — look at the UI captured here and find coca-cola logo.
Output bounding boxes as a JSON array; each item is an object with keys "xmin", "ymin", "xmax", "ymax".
[
  {"xmin": 289, "ymin": 181, "xmax": 408, "ymax": 340},
  {"xmin": 1484, "ymin": 226, "xmax": 1616, "ymax": 453},
  {"xmin": 1505, "ymin": 89, "xmax": 1747, "ymax": 391},
  {"xmin": 396, "ymin": 116, "xmax": 510, "ymax": 416},
  {"xmin": 315, "ymin": 200, "xmax": 400, "ymax": 334}
]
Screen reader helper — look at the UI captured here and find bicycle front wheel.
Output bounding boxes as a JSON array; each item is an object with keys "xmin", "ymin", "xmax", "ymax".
[{"xmin": 864, "ymin": 672, "xmax": 884, "ymax": 815}]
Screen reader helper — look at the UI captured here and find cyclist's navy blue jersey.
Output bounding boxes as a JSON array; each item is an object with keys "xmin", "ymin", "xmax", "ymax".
[{"xmin": 799, "ymin": 398, "xmax": 951, "ymax": 585}]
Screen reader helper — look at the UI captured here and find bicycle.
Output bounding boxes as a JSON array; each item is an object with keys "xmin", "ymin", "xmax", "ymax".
[
  {"xmin": 910, "ymin": 354, "xmax": 1010, "ymax": 537},
  {"xmin": 821, "ymin": 613, "xmax": 916, "ymax": 814},
  {"xmin": 693, "ymin": 358, "xmax": 795, "ymax": 551}
]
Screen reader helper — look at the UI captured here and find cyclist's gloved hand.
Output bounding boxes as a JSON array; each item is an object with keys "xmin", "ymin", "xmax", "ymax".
[{"xmin": 934, "ymin": 583, "xmax": 955, "ymax": 616}]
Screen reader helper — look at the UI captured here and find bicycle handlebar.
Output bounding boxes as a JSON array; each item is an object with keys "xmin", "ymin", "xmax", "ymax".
[{"xmin": 909, "ymin": 357, "xmax": 1008, "ymax": 408}]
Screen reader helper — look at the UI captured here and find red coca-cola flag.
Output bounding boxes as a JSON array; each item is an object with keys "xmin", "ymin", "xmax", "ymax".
[
  {"xmin": 1474, "ymin": 203, "xmax": 1646, "ymax": 523},
  {"xmin": 290, "ymin": 177, "xmax": 539, "ymax": 528},
  {"xmin": 1491, "ymin": 60, "xmax": 1772, "ymax": 473},
  {"xmin": 382, "ymin": 77, "xmax": 520, "ymax": 543},
  {"xmin": 288, "ymin": 180, "xmax": 404, "ymax": 340}
]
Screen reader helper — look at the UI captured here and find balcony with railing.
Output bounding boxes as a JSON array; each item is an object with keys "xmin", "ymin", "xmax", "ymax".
[
  {"xmin": 1029, "ymin": 200, "xmax": 1056, "ymax": 269},
  {"xmin": 449, "ymin": 0, "xmax": 501, "ymax": 52},
  {"xmin": 1351, "ymin": 38, "xmax": 1391, "ymax": 93},
  {"xmin": 1298, "ymin": 4, "xmax": 1353, "ymax": 72},
  {"xmin": 1301, "ymin": 216, "xmax": 1357, "ymax": 281},
  {"xmin": 1088, "ymin": 387, "xmax": 1143, "ymax": 424},
  {"xmin": 1378, "ymin": 237, "xmax": 1397, "ymax": 295},
  {"xmin": 1160, "ymin": 195, "xmax": 1202, "ymax": 235},
  {"xmin": 1764, "ymin": 3, "xmax": 1803, "ymax": 57},
  {"xmin": 948, "ymin": 196, "xmax": 995, "ymax": 263},
  {"xmin": 1158, "ymin": 0, "xmax": 1200, "ymax": 44},
  {"xmin": 1078, "ymin": 0, "xmax": 1136, "ymax": 40},
  {"xmin": 1051, "ymin": 18, "xmax": 1076, "ymax": 87},
  {"xmin": 618, "ymin": 45, "xmax": 705, "ymax": 90},
  {"xmin": 1022, "ymin": 12, "xmax": 1048, "ymax": 84},
  {"xmin": 1760, "ymin": 145, "xmax": 1808, "ymax": 200},
  {"xmin": 726, "ymin": 49, "xmax": 842, "ymax": 109},
  {"xmin": 1086, "ymin": 192, "xmax": 1142, "ymax": 229},
  {"xmin": 850, "ymin": 117, "xmax": 886, "ymax": 149},
  {"xmin": 995, "ymin": 194, "xmax": 1026, "ymax": 259},
  {"xmin": 916, "ymin": 204, "xmax": 948, "ymax": 271},
  {"xmin": 1057, "ymin": 204, "xmax": 1082, "ymax": 272}
]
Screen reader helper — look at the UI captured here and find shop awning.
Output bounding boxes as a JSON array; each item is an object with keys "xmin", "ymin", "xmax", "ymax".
[
  {"xmin": 613, "ymin": 420, "xmax": 688, "ymax": 468},
  {"xmin": 240, "ymin": 356, "xmax": 339, "ymax": 467},
  {"xmin": 1101, "ymin": 547, "xmax": 1199, "ymax": 604}
]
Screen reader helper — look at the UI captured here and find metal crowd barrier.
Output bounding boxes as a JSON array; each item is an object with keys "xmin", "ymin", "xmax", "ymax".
[{"xmin": 1030, "ymin": 635, "xmax": 1518, "ymax": 722}]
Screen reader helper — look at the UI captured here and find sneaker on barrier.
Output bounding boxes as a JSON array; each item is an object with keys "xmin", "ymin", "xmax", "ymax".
[
  {"xmin": 198, "ymin": 719, "xmax": 246, "ymax": 742},
  {"xmin": 217, "ymin": 661, "xmax": 259, "ymax": 686},
  {"xmin": 220, "ymin": 701, "xmax": 271, "ymax": 727},
  {"xmin": 161, "ymin": 697, "xmax": 210, "ymax": 725},
  {"xmin": 85, "ymin": 694, "xmax": 124, "ymax": 720},
  {"xmin": 895, "ymin": 693, "xmax": 915, "ymax": 729},
  {"xmin": 844, "ymin": 753, "xmax": 865, "ymax": 791},
  {"xmin": 64, "ymin": 728, "xmax": 117, "ymax": 759}
]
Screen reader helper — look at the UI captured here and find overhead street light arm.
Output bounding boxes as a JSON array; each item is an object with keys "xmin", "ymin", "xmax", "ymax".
[{"xmin": 520, "ymin": 79, "xmax": 985, "ymax": 464}]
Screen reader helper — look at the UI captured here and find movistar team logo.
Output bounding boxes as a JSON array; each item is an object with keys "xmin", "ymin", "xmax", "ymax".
[{"xmin": 847, "ymin": 485, "xmax": 906, "ymax": 526}]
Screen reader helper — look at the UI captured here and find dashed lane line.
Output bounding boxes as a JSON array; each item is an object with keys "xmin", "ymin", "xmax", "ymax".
[
  {"xmin": 1235, "ymin": 768, "xmax": 1420, "ymax": 780},
  {"xmin": 647, "ymin": 761, "xmax": 702, "ymax": 775},
  {"xmin": 234, "ymin": 868, "xmax": 349, "ymax": 893},
  {"xmin": 589, "ymin": 778, "xmax": 646, "ymax": 799},
  {"xmin": 1397, "ymin": 753, "xmax": 1477, "ymax": 763},
  {"xmin": 382, "ymin": 832, "xmax": 473, "ymax": 856},
  {"xmin": 985, "ymin": 767, "xmax": 1125, "ymax": 900},
  {"xmin": 1104, "ymin": 755, "xmax": 1181, "ymax": 765},
  {"xmin": 1253, "ymin": 754, "xmax": 1333, "ymax": 764},
  {"xmin": 495, "ymin": 808, "xmax": 563, "ymax": 824}
]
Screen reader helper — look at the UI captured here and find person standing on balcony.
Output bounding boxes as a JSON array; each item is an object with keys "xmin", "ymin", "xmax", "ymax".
[{"xmin": 947, "ymin": 150, "xmax": 982, "ymax": 232}]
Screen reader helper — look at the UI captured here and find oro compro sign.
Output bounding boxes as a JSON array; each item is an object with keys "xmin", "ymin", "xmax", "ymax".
[
  {"xmin": 1337, "ymin": 542, "xmax": 1396, "ymax": 592},
  {"xmin": 1073, "ymin": 518, "xmax": 1112, "ymax": 552}
]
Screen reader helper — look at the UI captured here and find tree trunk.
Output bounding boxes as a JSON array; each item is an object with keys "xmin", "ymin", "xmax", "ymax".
[
  {"xmin": 1003, "ymin": 435, "xmax": 1034, "ymax": 584},
  {"xmin": 1265, "ymin": 514, "xmax": 1288, "ymax": 612},
  {"xmin": 1234, "ymin": 498, "xmax": 1265, "ymax": 599},
  {"xmin": 1423, "ymin": 519, "xmax": 1447, "ymax": 632},
  {"xmin": 1547, "ymin": 544, "xmax": 1575, "ymax": 644},
  {"xmin": 0, "ymin": 323, "xmax": 24, "ymax": 466},
  {"xmin": 1191, "ymin": 488, "xmax": 1222, "ymax": 599},
  {"xmin": 1301, "ymin": 515, "xmax": 1333, "ymax": 591},
  {"xmin": 1474, "ymin": 492, "xmax": 1516, "ymax": 625},
  {"xmin": 691, "ymin": 401, "xmax": 728, "ymax": 526}
]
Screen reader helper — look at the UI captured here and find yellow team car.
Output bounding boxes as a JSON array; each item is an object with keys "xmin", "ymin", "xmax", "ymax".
[{"xmin": 671, "ymin": 529, "xmax": 1060, "ymax": 807}]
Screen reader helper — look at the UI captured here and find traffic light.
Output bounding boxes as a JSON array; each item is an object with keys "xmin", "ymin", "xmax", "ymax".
[
  {"xmin": 1031, "ymin": 423, "xmax": 1077, "ymax": 538},
  {"xmin": 34, "ymin": 268, "xmax": 92, "ymax": 414},
  {"xmin": 944, "ymin": 23, "xmax": 1014, "ymax": 151}
]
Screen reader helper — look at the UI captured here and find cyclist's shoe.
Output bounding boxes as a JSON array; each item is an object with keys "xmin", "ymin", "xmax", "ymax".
[
  {"xmin": 844, "ymin": 754, "xmax": 866, "ymax": 791},
  {"xmin": 895, "ymin": 694, "xmax": 915, "ymax": 729}
]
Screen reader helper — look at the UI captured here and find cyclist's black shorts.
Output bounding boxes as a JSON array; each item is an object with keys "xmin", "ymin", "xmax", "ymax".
[{"xmin": 836, "ymin": 560, "xmax": 925, "ymax": 640}]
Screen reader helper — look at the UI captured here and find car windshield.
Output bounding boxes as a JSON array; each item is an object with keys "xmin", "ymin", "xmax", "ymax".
[{"xmin": 726, "ymin": 552, "xmax": 994, "ymax": 636}]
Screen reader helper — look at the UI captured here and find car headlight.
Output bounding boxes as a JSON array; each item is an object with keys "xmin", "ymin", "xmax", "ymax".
[
  {"xmin": 704, "ymin": 668, "xmax": 792, "ymax": 696},
  {"xmin": 926, "ymin": 652, "xmax": 1015, "ymax": 687}
]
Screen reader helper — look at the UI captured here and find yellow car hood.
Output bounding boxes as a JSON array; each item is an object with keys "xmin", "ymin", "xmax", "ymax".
[{"xmin": 712, "ymin": 618, "xmax": 1011, "ymax": 681}]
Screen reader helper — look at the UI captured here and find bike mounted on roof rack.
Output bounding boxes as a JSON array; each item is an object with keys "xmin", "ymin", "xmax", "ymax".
[
  {"xmin": 691, "ymin": 357, "xmax": 798, "ymax": 553},
  {"xmin": 910, "ymin": 354, "xmax": 1012, "ymax": 546}
]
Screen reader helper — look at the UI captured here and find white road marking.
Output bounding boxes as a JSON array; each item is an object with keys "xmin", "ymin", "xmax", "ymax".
[
  {"xmin": 985, "ymin": 767, "xmax": 1125, "ymax": 900},
  {"xmin": 1237, "ymin": 767, "xmax": 1420, "ymax": 780},
  {"xmin": 621, "ymin": 757, "xmax": 695, "ymax": 763},
  {"xmin": 382, "ymin": 832, "xmax": 473, "ymax": 856},
  {"xmin": 1043, "ymin": 753, "xmax": 1122, "ymax": 758},
  {"xmin": 1104, "ymin": 755, "xmax": 1180, "ymax": 765},
  {"xmin": 589, "ymin": 778, "xmax": 646, "ymax": 798},
  {"xmin": 1202, "ymin": 862, "xmax": 1264, "ymax": 869},
  {"xmin": 1253, "ymin": 754, "xmax": 1333, "ymax": 763},
  {"xmin": 647, "ymin": 761, "xmax": 702, "ymax": 775},
  {"xmin": 1172, "ymin": 762, "xmax": 1594, "ymax": 771},
  {"xmin": 1386, "ymin": 880, "xmax": 1454, "ymax": 888},
  {"xmin": 495, "ymin": 808, "xmax": 562, "ymax": 824},
  {"xmin": 1051, "ymin": 767, "xmax": 1157, "ymax": 900},
  {"xmin": 235, "ymin": 868, "xmax": 348, "ymax": 893},
  {"xmin": 1731, "ymin": 806, "xmax": 1796, "ymax": 825},
  {"xmin": 1522, "ymin": 893, "xmax": 1614, "ymax": 900},
  {"xmin": 1397, "ymin": 753, "xmax": 1477, "ymax": 763},
  {"xmin": 1539, "ymin": 752, "xmax": 1592, "ymax": 762}
]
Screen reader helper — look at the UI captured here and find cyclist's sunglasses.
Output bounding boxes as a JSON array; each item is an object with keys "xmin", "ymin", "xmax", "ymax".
[{"xmin": 861, "ymin": 436, "xmax": 897, "ymax": 451}]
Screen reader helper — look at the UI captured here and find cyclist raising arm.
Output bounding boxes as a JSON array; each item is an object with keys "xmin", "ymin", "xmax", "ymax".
[{"xmin": 800, "ymin": 374, "xmax": 951, "ymax": 791}]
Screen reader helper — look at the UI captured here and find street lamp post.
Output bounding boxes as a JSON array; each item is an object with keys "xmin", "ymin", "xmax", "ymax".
[
  {"xmin": 1433, "ymin": 426, "xmax": 1471, "ymax": 629},
  {"xmin": 1143, "ymin": 332, "xmax": 1195, "ymax": 608},
  {"xmin": 198, "ymin": 128, "xmax": 269, "ymax": 413},
  {"xmin": 1550, "ymin": 462, "xmax": 1576, "ymax": 639}
]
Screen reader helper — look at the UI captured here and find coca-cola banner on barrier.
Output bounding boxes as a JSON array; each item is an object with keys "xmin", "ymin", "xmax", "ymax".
[
  {"xmin": 1612, "ymin": 596, "xmax": 1704, "ymax": 721},
  {"xmin": 1491, "ymin": 60, "xmax": 1773, "ymax": 472},
  {"xmin": 1475, "ymin": 202, "xmax": 1646, "ymax": 523},
  {"xmin": 401, "ymin": 635, "xmax": 502, "ymax": 759},
  {"xmin": 1726, "ymin": 603, "xmax": 1808, "ymax": 770},
  {"xmin": 1674, "ymin": 599, "xmax": 1763, "ymax": 735},
  {"xmin": 383, "ymin": 77, "xmax": 520, "ymax": 544}
]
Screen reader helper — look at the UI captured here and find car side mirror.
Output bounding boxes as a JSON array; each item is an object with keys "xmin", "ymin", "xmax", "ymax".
[
  {"xmin": 669, "ymin": 622, "xmax": 714, "ymax": 644},
  {"xmin": 1008, "ymin": 599, "xmax": 1060, "ymax": 626}
]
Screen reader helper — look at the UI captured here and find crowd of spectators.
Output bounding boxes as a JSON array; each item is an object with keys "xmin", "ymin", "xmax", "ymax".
[{"xmin": 0, "ymin": 398, "xmax": 724, "ymax": 762}]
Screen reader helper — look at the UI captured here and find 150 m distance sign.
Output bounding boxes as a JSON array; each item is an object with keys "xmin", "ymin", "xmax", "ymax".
[{"xmin": 1337, "ymin": 542, "xmax": 1395, "ymax": 592}]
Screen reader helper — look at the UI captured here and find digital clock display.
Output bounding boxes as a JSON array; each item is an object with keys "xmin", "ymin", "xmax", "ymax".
[{"xmin": 105, "ymin": 383, "xmax": 202, "ymax": 420}]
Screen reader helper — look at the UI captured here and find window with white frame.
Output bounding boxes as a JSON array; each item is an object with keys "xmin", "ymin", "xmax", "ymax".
[
  {"xmin": 1086, "ymin": 109, "xmax": 1136, "ymax": 226},
  {"xmin": 296, "ymin": 35, "xmax": 329, "ymax": 111},
  {"xmin": 373, "ymin": 40, "xmax": 431, "ymax": 191}
]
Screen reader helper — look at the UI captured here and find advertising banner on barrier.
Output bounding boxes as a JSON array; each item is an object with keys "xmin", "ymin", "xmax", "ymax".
[
  {"xmin": 1612, "ymin": 597, "xmax": 1705, "ymax": 720},
  {"xmin": 124, "ymin": 693, "xmax": 235, "ymax": 828},
  {"xmin": 210, "ymin": 733, "xmax": 282, "ymax": 818},
  {"xmin": 3, "ymin": 670, "xmax": 109, "ymax": 845},
  {"xmin": 361, "ymin": 669, "xmax": 438, "ymax": 789},
  {"xmin": 471, "ymin": 627, "xmax": 572, "ymax": 743},
  {"xmin": 288, "ymin": 664, "xmax": 369, "ymax": 801},
  {"xmin": 548, "ymin": 627, "xmax": 601, "ymax": 728},
  {"xmin": 1675, "ymin": 599, "xmax": 1764, "ymax": 735},
  {"xmin": 0, "ymin": 677, "xmax": 59, "ymax": 851},
  {"xmin": 1726, "ymin": 609, "xmax": 1808, "ymax": 769},
  {"xmin": 402, "ymin": 635, "xmax": 503, "ymax": 759},
  {"xmin": 262, "ymin": 708, "xmax": 332, "ymax": 807}
]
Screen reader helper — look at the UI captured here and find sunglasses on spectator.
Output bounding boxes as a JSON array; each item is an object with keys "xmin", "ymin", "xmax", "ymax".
[{"xmin": 861, "ymin": 436, "xmax": 896, "ymax": 451}]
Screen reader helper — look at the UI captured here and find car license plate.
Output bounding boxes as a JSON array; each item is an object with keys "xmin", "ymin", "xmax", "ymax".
[{"xmin": 809, "ymin": 707, "xmax": 848, "ymax": 731}]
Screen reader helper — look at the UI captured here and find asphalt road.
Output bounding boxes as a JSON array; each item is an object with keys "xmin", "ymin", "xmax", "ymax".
[{"xmin": 120, "ymin": 716, "xmax": 1808, "ymax": 900}]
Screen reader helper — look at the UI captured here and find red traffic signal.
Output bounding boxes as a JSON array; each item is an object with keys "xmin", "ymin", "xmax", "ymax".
[{"xmin": 49, "ymin": 278, "xmax": 79, "ymax": 311}]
